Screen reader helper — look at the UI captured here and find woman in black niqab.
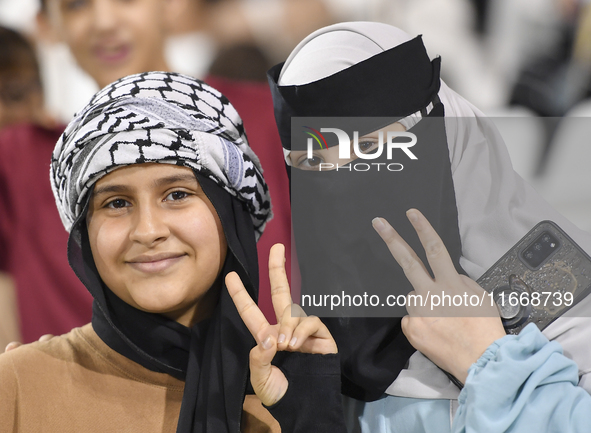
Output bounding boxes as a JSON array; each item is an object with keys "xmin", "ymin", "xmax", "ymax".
[{"xmin": 268, "ymin": 22, "xmax": 463, "ymax": 402}]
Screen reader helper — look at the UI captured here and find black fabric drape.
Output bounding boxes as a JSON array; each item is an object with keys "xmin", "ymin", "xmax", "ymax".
[
  {"xmin": 268, "ymin": 36, "xmax": 441, "ymax": 151},
  {"xmin": 290, "ymin": 105, "xmax": 465, "ymax": 401},
  {"xmin": 68, "ymin": 173, "xmax": 258, "ymax": 432}
]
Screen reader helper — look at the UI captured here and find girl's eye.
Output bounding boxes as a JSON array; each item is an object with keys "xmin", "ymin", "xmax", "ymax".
[
  {"xmin": 107, "ymin": 199, "xmax": 130, "ymax": 209},
  {"xmin": 296, "ymin": 155, "xmax": 324, "ymax": 171},
  {"xmin": 165, "ymin": 191, "xmax": 189, "ymax": 201}
]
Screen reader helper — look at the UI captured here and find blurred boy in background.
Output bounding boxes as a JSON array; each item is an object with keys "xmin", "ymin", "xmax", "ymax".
[
  {"xmin": 0, "ymin": 26, "xmax": 53, "ymax": 130},
  {"xmin": 38, "ymin": 0, "xmax": 174, "ymax": 89},
  {"xmin": 1, "ymin": 0, "xmax": 291, "ymax": 345},
  {"xmin": 0, "ymin": 25, "xmax": 57, "ymax": 350}
]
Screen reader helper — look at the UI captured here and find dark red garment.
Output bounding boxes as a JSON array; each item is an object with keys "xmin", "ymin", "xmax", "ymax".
[
  {"xmin": 0, "ymin": 123, "xmax": 93, "ymax": 342},
  {"xmin": 206, "ymin": 76, "xmax": 292, "ymax": 323}
]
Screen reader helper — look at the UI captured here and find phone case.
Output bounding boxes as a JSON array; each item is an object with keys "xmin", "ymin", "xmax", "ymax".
[{"xmin": 476, "ymin": 221, "xmax": 591, "ymax": 334}]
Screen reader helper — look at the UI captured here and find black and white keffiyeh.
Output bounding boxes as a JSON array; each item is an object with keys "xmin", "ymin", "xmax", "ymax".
[{"xmin": 50, "ymin": 71, "xmax": 271, "ymax": 240}]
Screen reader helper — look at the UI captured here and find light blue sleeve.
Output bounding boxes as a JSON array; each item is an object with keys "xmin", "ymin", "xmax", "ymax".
[{"xmin": 452, "ymin": 323, "xmax": 591, "ymax": 433}]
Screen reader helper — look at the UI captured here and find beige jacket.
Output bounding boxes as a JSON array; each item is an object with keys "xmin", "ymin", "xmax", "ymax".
[{"xmin": 0, "ymin": 324, "xmax": 279, "ymax": 432}]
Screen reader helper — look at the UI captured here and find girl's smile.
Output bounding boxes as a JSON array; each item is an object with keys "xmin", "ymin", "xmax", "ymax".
[{"xmin": 86, "ymin": 163, "xmax": 227, "ymax": 327}]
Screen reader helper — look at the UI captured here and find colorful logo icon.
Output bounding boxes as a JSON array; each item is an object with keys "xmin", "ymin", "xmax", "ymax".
[{"xmin": 303, "ymin": 126, "xmax": 327, "ymax": 150}]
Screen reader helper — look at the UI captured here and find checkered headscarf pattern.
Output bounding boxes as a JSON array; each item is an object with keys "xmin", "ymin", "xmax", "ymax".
[{"xmin": 50, "ymin": 72, "xmax": 271, "ymax": 240}]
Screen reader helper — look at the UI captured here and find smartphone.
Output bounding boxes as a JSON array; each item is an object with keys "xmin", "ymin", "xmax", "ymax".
[{"xmin": 477, "ymin": 221, "xmax": 591, "ymax": 335}]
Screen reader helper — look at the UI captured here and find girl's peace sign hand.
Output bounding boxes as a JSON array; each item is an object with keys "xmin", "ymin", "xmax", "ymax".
[{"xmin": 226, "ymin": 243, "xmax": 337, "ymax": 407}]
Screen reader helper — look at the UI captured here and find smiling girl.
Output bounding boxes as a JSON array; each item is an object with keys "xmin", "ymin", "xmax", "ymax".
[{"xmin": 0, "ymin": 71, "xmax": 343, "ymax": 433}]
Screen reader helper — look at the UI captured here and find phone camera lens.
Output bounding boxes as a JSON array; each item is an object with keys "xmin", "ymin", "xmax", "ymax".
[{"xmin": 521, "ymin": 231, "xmax": 560, "ymax": 269}]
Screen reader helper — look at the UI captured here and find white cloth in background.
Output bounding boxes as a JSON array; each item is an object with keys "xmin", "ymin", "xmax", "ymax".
[
  {"xmin": 37, "ymin": 41, "xmax": 99, "ymax": 124},
  {"xmin": 38, "ymin": 33, "xmax": 216, "ymax": 124},
  {"xmin": 0, "ymin": 1, "xmax": 99, "ymax": 123},
  {"xmin": 0, "ymin": 0, "xmax": 38, "ymax": 33},
  {"xmin": 165, "ymin": 31, "xmax": 216, "ymax": 80},
  {"xmin": 487, "ymin": 0, "xmax": 566, "ymax": 92},
  {"xmin": 319, "ymin": 0, "xmax": 505, "ymax": 109}
]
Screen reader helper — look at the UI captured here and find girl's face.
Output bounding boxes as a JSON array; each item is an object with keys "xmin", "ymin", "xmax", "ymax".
[{"xmin": 86, "ymin": 163, "xmax": 227, "ymax": 327}]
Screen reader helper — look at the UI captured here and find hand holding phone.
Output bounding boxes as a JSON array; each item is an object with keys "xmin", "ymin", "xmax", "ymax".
[{"xmin": 477, "ymin": 221, "xmax": 591, "ymax": 334}]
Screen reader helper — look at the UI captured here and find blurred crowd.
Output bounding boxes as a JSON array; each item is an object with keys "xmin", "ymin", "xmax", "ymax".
[
  {"xmin": 0, "ymin": 0, "xmax": 589, "ymax": 118},
  {"xmin": 1, "ymin": 0, "xmax": 591, "ymax": 347}
]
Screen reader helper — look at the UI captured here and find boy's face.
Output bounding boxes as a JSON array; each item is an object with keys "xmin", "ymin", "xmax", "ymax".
[
  {"xmin": 87, "ymin": 163, "xmax": 227, "ymax": 327},
  {"xmin": 0, "ymin": 71, "xmax": 43, "ymax": 129},
  {"xmin": 43, "ymin": 0, "xmax": 172, "ymax": 88}
]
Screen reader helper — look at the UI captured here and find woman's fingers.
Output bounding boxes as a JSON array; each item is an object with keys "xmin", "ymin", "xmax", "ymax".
[
  {"xmin": 372, "ymin": 210, "xmax": 507, "ymax": 383},
  {"xmin": 372, "ymin": 210, "xmax": 462, "ymax": 290},
  {"xmin": 405, "ymin": 209, "xmax": 459, "ymax": 281},
  {"xmin": 226, "ymin": 272, "xmax": 273, "ymax": 345},
  {"xmin": 268, "ymin": 244, "xmax": 294, "ymax": 322},
  {"xmin": 372, "ymin": 217, "xmax": 433, "ymax": 291}
]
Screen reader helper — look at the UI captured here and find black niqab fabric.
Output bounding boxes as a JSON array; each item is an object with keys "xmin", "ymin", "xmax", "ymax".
[
  {"xmin": 268, "ymin": 36, "xmax": 465, "ymax": 402},
  {"xmin": 67, "ymin": 173, "xmax": 258, "ymax": 432},
  {"xmin": 291, "ymin": 105, "xmax": 465, "ymax": 401},
  {"xmin": 267, "ymin": 36, "xmax": 441, "ymax": 151}
]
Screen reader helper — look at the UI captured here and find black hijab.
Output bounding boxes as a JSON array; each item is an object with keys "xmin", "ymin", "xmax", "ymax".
[{"xmin": 68, "ymin": 173, "xmax": 258, "ymax": 432}]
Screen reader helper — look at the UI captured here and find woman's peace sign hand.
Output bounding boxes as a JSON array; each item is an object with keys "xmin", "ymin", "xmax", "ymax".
[
  {"xmin": 226, "ymin": 243, "xmax": 337, "ymax": 407},
  {"xmin": 372, "ymin": 209, "xmax": 505, "ymax": 384}
]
